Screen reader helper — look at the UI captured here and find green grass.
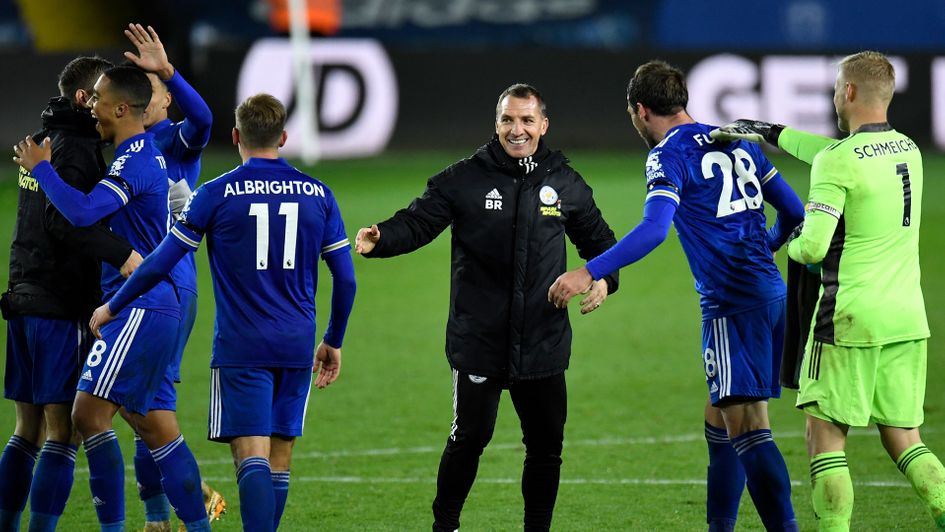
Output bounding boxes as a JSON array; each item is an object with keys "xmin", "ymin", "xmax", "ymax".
[{"xmin": 2, "ymin": 149, "xmax": 945, "ymax": 530}]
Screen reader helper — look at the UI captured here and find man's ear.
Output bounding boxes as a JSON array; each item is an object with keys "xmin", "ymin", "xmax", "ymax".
[
  {"xmin": 846, "ymin": 82, "xmax": 857, "ymax": 103},
  {"xmin": 278, "ymin": 130, "xmax": 287, "ymax": 148},
  {"xmin": 232, "ymin": 128, "xmax": 240, "ymax": 146},
  {"xmin": 74, "ymin": 89, "xmax": 89, "ymax": 108}
]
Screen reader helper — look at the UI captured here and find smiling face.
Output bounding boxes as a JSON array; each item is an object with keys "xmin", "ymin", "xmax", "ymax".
[
  {"xmin": 495, "ymin": 94, "xmax": 548, "ymax": 159},
  {"xmin": 88, "ymin": 74, "xmax": 117, "ymax": 142}
]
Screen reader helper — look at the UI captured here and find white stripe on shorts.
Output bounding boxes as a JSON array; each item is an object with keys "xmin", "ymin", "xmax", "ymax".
[
  {"xmin": 101, "ymin": 308, "xmax": 146, "ymax": 398},
  {"xmin": 300, "ymin": 372, "xmax": 314, "ymax": 434},
  {"xmin": 209, "ymin": 368, "xmax": 222, "ymax": 439},
  {"xmin": 93, "ymin": 308, "xmax": 144, "ymax": 398}
]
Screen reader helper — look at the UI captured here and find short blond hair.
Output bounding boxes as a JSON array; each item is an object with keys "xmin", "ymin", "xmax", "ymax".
[
  {"xmin": 235, "ymin": 94, "xmax": 287, "ymax": 149},
  {"xmin": 839, "ymin": 51, "xmax": 895, "ymax": 102}
]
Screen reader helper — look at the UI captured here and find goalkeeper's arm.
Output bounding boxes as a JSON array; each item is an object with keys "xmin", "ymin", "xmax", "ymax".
[{"xmin": 710, "ymin": 120, "xmax": 837, "ymax": 165}]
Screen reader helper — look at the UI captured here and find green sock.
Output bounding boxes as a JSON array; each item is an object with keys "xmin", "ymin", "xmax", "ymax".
[
  {"xmin": 810, "ymin": 451, "xmax": 854, "ymax": 531},
  {"xmin": 896, "ymin": 443, "xmax": 945, "ymax": 530}
]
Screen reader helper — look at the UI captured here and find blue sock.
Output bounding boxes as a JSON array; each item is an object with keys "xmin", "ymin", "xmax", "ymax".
[
  {"xmin": 28, "ymin": 440, "xmax": 78, "ymax": 531},
  {"xmin": 83, "ymin": 430, "xmax": 124, "ymax": 528},
  {"xmin": 731, "ymin": 429, "xmax": 797, "ymax": 531},
  {"xmin": 150, "ymin": 435, "xmax": 209, "ymax": 530},
  {"xmin": 705, "ymin": 422, "xmax": 744, "ymax": 532},
  {"xmin": 134, "ymin": 435, "xmax": 170, "ymax": 523},
  {"xmin": 237, "ymin": 457, "xmax": 275, "ymax": 532},
  {"xmin": 0, "ymin": 435, "xmax": 39, "ymax": 532},
  {"xmin": 272, "ymin": 470, "xmax": 290, "ymax": 529}
]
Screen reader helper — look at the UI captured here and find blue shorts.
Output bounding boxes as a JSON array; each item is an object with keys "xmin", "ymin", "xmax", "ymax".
[
  {"xmin": 208, "ymin": 366, "xmax": 313, "ymax": 442},
  {"xmin": 702, "ymin": 299, "xmax": 785, "ymax": 406},
  {"xmin": 150, "ymin": 290, "xmax": 198, "ymax": 411},
  {"xmin": 5, "ymin": 316, "xmax": 93, "ymax": 404},
  {"xmin": 76, "ymin": 307, "xmax": 179, "ymax": 415}
]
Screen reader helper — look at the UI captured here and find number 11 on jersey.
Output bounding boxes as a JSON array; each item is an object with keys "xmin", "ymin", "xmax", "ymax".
[{"xmin": 249, "ymin": 202, "xmax": 299, "ymax": 270}]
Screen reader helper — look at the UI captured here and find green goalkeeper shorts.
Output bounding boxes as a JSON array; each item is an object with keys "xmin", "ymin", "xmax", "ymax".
[{"xmin": 796, "ymin": 338, "xmax": 927, "ymax": 427}]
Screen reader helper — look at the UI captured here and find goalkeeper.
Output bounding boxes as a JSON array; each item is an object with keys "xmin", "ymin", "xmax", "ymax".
[{"xmin": 712, "ymin": 51, "xmax": 945, "ymax": 531}]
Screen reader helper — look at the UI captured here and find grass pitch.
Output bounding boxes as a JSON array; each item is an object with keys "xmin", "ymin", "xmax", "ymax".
[{"xmin": 1, "ymin": 148, "xmax": 944, "ymax": 530}]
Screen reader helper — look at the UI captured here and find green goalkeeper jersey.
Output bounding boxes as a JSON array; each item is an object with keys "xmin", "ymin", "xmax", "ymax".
[{"xmin": 781, "ymin": 124, "xmax": 929, "ymax": 347}]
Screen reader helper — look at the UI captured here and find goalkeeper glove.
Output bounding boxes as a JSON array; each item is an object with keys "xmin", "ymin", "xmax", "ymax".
[{"xmin": 709, "ymin": 119, "xmax": 785, "ymax": 146}]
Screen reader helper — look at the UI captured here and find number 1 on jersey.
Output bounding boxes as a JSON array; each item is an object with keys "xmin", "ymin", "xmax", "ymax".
[
  {"xmin": 249, "ymin": 202, "xmax": 299, "ymax": 270},
  {"xmin": 897, "ymin": 162, "xmax": 912, "ymax": 227}
]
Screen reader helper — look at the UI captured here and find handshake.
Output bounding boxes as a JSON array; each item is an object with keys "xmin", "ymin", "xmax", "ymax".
[{"xmin": 708, "ymin": 119, "xmax": 786, "ymax": 146}]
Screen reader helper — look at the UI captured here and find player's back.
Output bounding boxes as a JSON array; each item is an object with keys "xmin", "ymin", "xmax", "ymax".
[
  {"xmin": 647, "ymin": 122, "xmax": 784, "ymax": 317},
  {"xmin": 811, "ymin": 126, "xmax": 928, "ymax": 346},
  {"xmin": 100, "ymin": 133, "xmax": 178, "ymax": 316},
  {"xmin": 189, "ymin": 157, "xmax": 347, "ymax": 368}
]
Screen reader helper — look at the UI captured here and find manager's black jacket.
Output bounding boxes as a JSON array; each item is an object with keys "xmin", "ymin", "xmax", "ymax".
[
  {"xmin": 3, "ymin": 97, "xmax": 133, "ymax": 320},
  {"xmin": 366, "ymin": 137, "xmax": 618, "ymax": 381}
]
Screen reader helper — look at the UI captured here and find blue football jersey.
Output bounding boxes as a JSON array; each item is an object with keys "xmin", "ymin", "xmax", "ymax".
[
  {"xmin": 97, "ymin": 133, "xmax": 179, "ymax": 317},
  {"xmin": 149, "ymin": 118, "xmax": 202, "ymax": 296},
  {"xmin": 171, "ymin": 157, "xmax": 350, "ymax": 368},
  {"xmin": 644, "ymin": 123, "xmax": 785, "ymax": 318}
]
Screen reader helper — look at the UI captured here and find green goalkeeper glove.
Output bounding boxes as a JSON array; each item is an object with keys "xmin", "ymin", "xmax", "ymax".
[{"xmin": 709, "ymin": 119, "xmax": 785, "ymax": 146}]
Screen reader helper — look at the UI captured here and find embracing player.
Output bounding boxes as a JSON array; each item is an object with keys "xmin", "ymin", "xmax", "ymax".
[
  {"xmin": 89, "ymin": 94, "xmax": 356, "ymax": 531},
  {"xmin": 550, "ymin": 61, "xmax": 805, "ymax": 531}
]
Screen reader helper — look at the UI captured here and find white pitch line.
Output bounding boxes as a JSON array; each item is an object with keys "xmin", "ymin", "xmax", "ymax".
[
  {"xmin": 192, "ymin": 475, "xmax": 911, "ymax": 489},
  {"xmin": 73, "ymin": 426, "xmax": 930, "ymax": 475}
]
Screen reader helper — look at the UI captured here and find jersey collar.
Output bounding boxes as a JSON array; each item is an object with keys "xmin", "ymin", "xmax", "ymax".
[
  {"xmin": 115, "ymin": 132, "xmax": 150, "ymax": 153},
  {"xmin": 853, "ymin": 122, "xmax": 892, "ymax": 134},
  {"xmin": 147, "ymin": 118, "xmax": 174, "ymax": 137},
  {"xmin": 243, "ymin": 157, "xmax": 291, "ymax": 168}
]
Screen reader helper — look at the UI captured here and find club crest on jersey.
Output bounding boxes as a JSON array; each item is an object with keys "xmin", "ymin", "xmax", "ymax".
[
  {"xmin": 485, "ymin": 188, "xmax": 502, "ymax": 210},
  {"xmin": 539, "ymin": 185, "xmax": 562, "ymax": 217}
]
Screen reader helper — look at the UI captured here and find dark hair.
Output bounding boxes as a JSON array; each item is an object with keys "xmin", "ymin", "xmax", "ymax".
[
  {"xmin": 235, "ymin": 94, "xmax": 287, "ymax": 149},
  {"xmin": 58, "ymin": 56, "xmax": 113, "ymax": 99},
  {"xmin": 101, "ymin": 66, "xmax": 152, "ymax": 116},
  {"xmin": 626, "ymin": 61, "xmax": 688, "ymax": 116},
  {"xmin": 495, "ymin": 83, "xmax": 547, "ymax": 118}
]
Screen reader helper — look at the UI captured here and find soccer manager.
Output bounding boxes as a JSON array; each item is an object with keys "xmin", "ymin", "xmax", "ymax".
[{"xmin": 355, "ymin": 83, "xmax": 619, "ymax": 531}]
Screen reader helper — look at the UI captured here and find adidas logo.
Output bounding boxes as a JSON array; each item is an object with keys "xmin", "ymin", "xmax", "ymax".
[
  {"xmin": 709, "ymin": 382, "xmax": 719, "ymax": 393},
  {"xmin": 92, "ymin": 496, "xmax": 105, "ymax": 506},
  {"xmin": 484, "ymin": 188, "xmax": 502, "ymax": 210},
  {"xmin": 81, "ymin": 370, "xmax": 93, "ymax": 381}
]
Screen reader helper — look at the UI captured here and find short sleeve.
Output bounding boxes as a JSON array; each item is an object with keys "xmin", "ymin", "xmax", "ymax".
[
  {"xmin": 172, "ymin": 185, "xmax": 211, "ymax": 250},
  {"xmin": 644, "ymin": 148, "xmax": 685, "ymax": 205},
  {"xmin": 321, "ymin": 191, "xmax": 350, "ymax": 258}
]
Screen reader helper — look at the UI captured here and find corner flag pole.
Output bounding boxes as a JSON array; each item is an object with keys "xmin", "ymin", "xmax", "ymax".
[{"xmin": 288, "ymin": 0, "xmax": 320, "ymax": 164}]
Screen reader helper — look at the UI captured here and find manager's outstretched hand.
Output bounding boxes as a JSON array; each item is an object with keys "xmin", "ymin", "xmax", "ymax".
[
  {"xmin": 124, "ymin": 23, "xmax": 175, "ymax": 80},
  {"xmin": 709, "ymin": 119, "xmax": 785, "ymax": 146},
  {"xmin": 313, "ymin": 341, "xmax": 341, "ymax": 389},
  {"xmin": 548, "ymin": 266, "xmax": 594, "ymax": 309},
  {"xmin": 355, "ymin": 224, "xmax": 380, "ymax": 255}
]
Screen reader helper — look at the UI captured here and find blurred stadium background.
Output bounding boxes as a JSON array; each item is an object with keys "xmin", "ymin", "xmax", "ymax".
[{"xmin": 2, "ymin": 0, "xmax": 945, "ymax": 530}]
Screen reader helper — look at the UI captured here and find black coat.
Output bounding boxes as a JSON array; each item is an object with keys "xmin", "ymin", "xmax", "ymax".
[
  {"xmin": 3, "ymin": 97, "xmax": 133, "ymax": 320},
  {"xmin": 367, "ymin": 137, "xmax": 618, "ymax": 380}
]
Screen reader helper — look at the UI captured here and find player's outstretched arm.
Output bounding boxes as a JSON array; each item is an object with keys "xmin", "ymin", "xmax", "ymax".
[
  {"xmin": 14, "ymin": 136, "xmax": 121, "ymax": 226},
  {"xmin": 550, "ymin": 197, "xmax": 676, "ymax": 309},
  {"xmin": 776, "ymin": 127, "xmax": 836, "ymax": 165},
  {"xmin": 90, "ymin": 235, "xmax": 190, "ymax": 337}
]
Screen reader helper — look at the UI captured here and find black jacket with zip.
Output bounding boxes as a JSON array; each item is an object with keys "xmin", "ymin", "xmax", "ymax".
[
  {"xmin": 3, "ymin": 97, "xmax": 134, "ymax": 320},
  {"xmin": 366, "ymin": 137, "xmax": 618, "ymax": 380}
]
